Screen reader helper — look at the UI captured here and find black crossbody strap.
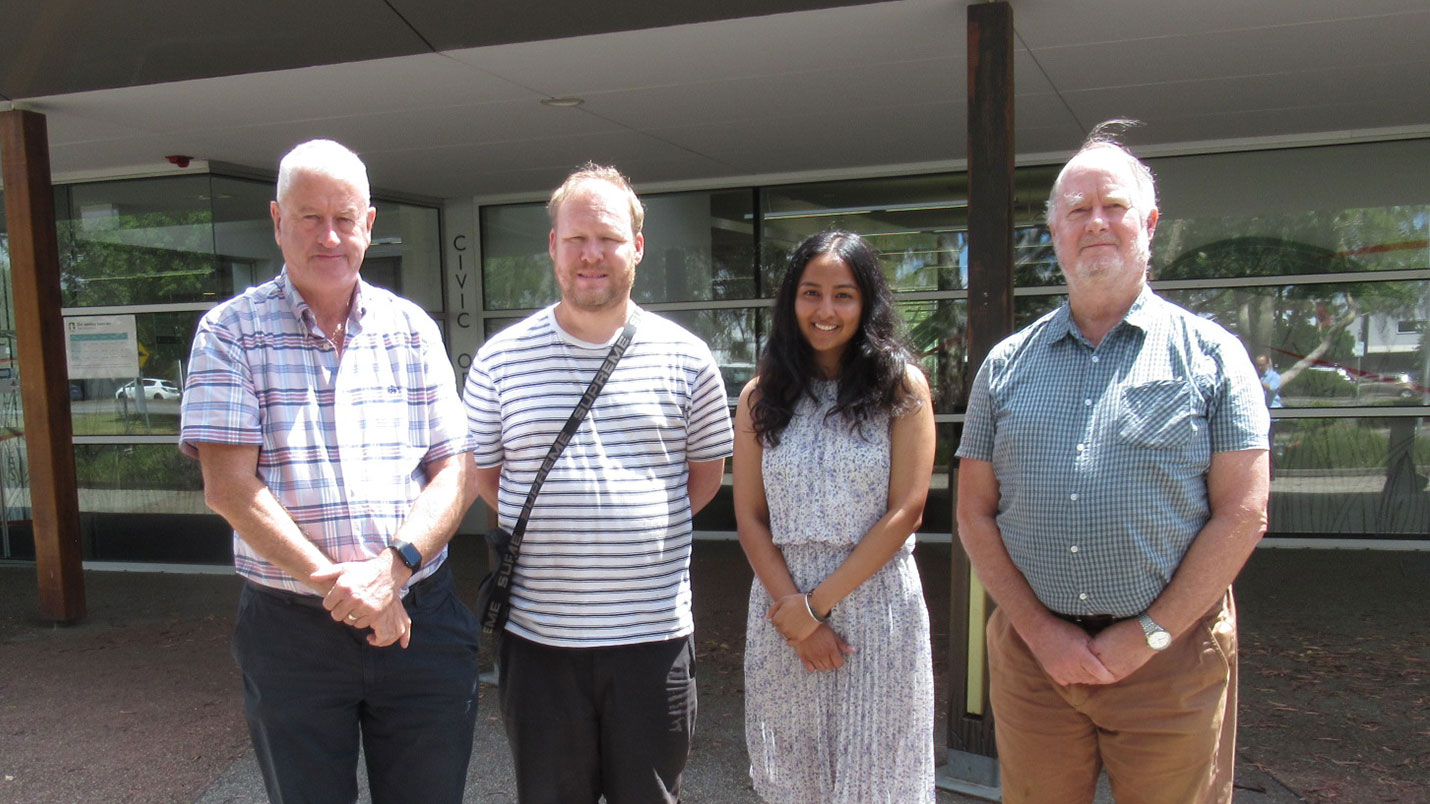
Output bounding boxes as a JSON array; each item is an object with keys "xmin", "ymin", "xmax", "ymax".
[{"xmin": 492, "ymin": 312, "xmax": 638, "ymax": 589}]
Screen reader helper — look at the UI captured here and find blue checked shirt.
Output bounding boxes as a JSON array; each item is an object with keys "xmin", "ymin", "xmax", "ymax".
[
  {"xmin": 957, "ymin": 287, "xmax": 1268, "ymax": 617},
  {"xmin": 180, "ymin": 270, "xmax": 472, "ymax": 594}
]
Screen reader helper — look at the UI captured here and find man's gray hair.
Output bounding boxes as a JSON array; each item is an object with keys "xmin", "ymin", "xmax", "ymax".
[
  {"xmin": 1045, "ymin": 119, "xmax": 1157, "ymax": 226},
  {"xmin": 276, "ymin": 139, "xmax": 371, "ymax": 208},
  {"xmin": 548, "ymin": 163, "xmax": 645, "ymax": 234}
]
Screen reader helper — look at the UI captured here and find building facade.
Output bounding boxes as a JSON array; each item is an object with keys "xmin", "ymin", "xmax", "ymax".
[{"xmin": 3, "ymin": 134, "xmax": 1425, "ymax": 563}]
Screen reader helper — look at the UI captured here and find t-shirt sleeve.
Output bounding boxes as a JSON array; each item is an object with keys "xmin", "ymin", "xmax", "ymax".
[
  {"xmin": 684, "ymin": 346, "xmax": 734, "ymax": 462},
  {"xmin": 462, "ymin": 348, "xmax": 506, "ymax": 469},
  {"xmin": 178, "ymin": 312, "xmax": 261, "ymax": 458}
]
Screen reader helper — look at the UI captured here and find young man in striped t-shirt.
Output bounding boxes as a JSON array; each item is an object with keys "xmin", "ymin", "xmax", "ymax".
[{"xmin": 464, "ymin": 164, "xmax": 733, "ymax": 803}]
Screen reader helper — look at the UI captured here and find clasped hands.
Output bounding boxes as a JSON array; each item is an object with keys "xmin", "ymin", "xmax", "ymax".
[
  {"xmin": 1026, "ymin": 616, "xmax": 1157, "ymax": 687},
  {"xmin": 313, "ymin": 555, "xmax": 414, "ymax": 648},
  {"xmin": 768, "ymin": 592, "xmax": 854, "ymax": 674}
]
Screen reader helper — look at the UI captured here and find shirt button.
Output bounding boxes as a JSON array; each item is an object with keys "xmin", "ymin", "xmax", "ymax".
[
  {"xmin": 1069, "ymin": 493, "xmax": 1079, "ymax": 501},
  {"xmin": 1079, "ymin": 592, "xmax": 1089, "ymax": 601},
  {"xmin": 1083, "ymin": 398, "xmax": 1092, "ymax": 406},
  {"xmin": 1070, "ymin": 545, "xmax": 1080, "ymax": 553},
  {"xmin": 1091, "ymin": 356, "xmax": 1100, "ymax": 363},
  {"xmin": 1076, "ymin": 443, "xmax": 1085, "ymax": 452}
]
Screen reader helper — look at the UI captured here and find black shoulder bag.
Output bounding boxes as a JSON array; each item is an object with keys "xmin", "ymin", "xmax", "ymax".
[{"xmin": 477, "ymin": 315, "xmax": 638, "ymax": 636}]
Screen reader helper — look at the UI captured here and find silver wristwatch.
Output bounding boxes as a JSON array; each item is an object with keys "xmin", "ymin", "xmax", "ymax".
[{"xmin": 1137, "ymin": 613, "xmax": 1172, "ymax": 651}]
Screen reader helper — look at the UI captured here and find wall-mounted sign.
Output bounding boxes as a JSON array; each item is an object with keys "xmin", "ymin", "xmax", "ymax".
[{"xmin": 65, "ymin": 315, "xmax": 140, "ymax": 379}]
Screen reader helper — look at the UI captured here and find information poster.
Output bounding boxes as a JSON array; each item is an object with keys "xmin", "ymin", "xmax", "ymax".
[{"xmin": 65, "ymin": 314, "xmax": 139, "ymax": 379}]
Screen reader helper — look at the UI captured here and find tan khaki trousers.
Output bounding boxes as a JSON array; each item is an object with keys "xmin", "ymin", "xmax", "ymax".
[{"xmin": 987, "ymin": 592, "xmax": 1238, "ymax": 804}]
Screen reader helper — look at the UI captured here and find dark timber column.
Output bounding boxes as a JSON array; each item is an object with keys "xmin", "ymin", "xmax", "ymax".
[
  {"xmin": 938, "ymin": 2, "xmax": 1012, "ymax": 797},
  {"xmin": 1, "ymin": 109, "xmax": 85, "ymax": 622}
]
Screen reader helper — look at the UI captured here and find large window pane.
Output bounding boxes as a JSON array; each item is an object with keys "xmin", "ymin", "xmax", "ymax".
[
  {"xmin": 1160, "ymin": 280, "xmax": 1429, "ymax": 408},
  {"xmin": 1269, "ymin": 416, "xmax": 1428, "ymax": 536},
  {"xmin": 761, "ymin": 174, "xmax": 969, "ymax": 295},
  {"xmin": 481, "ymin": 202, "xmax": 556, "ymax": 310},
  {"xmin": 760, "ymin": 168, "xmax": 1059, "ymax": 295},
  {"xmin": 74, "ymin": 444, "xmax": 205, "ymax": 511},
  {"xmin": 640, "ymin": 190, "xmax": 755, "ymax": 302},
  {"xmin": 1155, "ymin": 206, "xmax": 1430, "ymax": 281},
  {"xmin": 1151, "ymin": 139, "xmax": 1430, "ymax": 281},
  {"xmin": 369, "ymin": 201, "xmax": 443, "ymax": 313},
  {"xmin": 68, "ymin": 310, "xmax": 203, "ymax": 436},
  {"xmin": 58, "ymin": 176, "xmax": 223, "ymax": 306},
  {"xmin": 903, "ymin": 299, "xmax": 966, "ymax": 414},
  {"xmin": 211, "ymin": 176, "xmax": 282, "ymax": 297}
]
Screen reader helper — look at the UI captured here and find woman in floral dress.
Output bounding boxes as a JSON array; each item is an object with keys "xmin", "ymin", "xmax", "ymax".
[{"xmin": 734, "ymin": 230, "xmax": 937, "ymax": 803}]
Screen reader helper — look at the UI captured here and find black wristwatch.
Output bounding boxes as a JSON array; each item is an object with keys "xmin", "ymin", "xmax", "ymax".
[{"xmin": 388, "ymin": 540, "xmax": 422, "ymax": 573}]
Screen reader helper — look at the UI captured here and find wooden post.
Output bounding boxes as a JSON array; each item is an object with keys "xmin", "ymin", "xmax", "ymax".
[
  {"xmin": 1, "ymin": 109, "xmax": 86, "ymax": 622},
  {"xmin": 938, "ymin": 1, "xmax": 1012, "ymax": 797}
]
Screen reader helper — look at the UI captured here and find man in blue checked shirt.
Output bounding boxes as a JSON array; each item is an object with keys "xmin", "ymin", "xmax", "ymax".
[
  {"xmin": 956, "ymin": 123, "xmax": 1270, "ymax": 804},
  {"xmin": 180, "ymin": 139, "xmax": 480, "ymax": 804}
]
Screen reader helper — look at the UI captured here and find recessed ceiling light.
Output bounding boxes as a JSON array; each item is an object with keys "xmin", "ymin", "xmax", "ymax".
[{"xmin": 541, "ymin": 97, "xmax": 584, "ymax": 108}]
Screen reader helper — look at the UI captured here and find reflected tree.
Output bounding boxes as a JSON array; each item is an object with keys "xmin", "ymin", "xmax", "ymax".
[{"xmin": 1159, "ymin": 235, "xmax": 1422, "ymax": 388}]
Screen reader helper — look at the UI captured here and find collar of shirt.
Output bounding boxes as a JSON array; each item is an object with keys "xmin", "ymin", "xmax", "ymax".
[
  {"xmin": 1048, "ymin": 284, "xmax": 1158, "ymax": 349},
  {"xmin": 277, "ymin": 268, "xmax": 369, "ymax": 340}
]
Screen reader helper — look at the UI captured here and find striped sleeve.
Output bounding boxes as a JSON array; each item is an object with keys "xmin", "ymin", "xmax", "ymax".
[
  {"xmin": 684, "ymin": 345, "xmax": 734, "ymax": 462},
  {"xmin": 463, "ymin": 343, "xmax": 506, "ymax": 469},
  {"xmin": 178, "ymin": 309, "xmax": 261, "ymax": 457}
]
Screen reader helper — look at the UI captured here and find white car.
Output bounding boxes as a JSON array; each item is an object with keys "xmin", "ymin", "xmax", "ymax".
[{"xmin": 115, "ymin": 378, "xmax": 181, "ymax": 401}]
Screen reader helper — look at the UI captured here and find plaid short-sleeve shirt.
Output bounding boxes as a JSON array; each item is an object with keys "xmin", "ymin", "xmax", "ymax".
[
  {"xmin": 179, "ymin": 270, "xmax": 472, "ymax": 594},
  {"xmin": 957, "ymin": 287, "xmax": 1268, "ymax": 617}
]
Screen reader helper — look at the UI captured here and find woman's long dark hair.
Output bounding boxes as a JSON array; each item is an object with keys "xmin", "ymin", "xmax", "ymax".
[{"xmin": 751, "ymin": 231, "xmax": 916, "ymax": 447}]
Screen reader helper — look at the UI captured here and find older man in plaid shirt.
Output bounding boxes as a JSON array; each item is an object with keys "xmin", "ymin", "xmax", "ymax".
[
  {"xmin": 956, "ymin": 126, "xmax": 1270, "ymax": 804},
  {"xmin": 180, "ymin": 139, "xmax": 480, "ymax": 804}
]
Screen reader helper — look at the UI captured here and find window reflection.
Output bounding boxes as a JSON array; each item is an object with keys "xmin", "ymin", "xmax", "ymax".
[
  {"xmin": 368, "ymin": 201, "xmax": 443, "ymax": 313},
  {"xmin": 58, "ymin": 177, "xmax": 223, "ymax": 306},
  {"xmin": 210, "ymin": 176, "xmax": 283, "ymax": 296},
  {"xmin": 74, "ymin": 444, "xmax": 205, "ymax": 507},
  {"xmin": 1269, "ymin": 416, "xmax": 1428, "ymax": 536},
  {"xmin": 903, "ymin": 299, "xmax": 966, "ymax": 414},
  {"xmin": 481, "ymin": 203, "xmax": 556, "ymax": 311},
  {"xmin": 66, "ymin": 310, "xmax": 203, "ymax": 436},
  {"xmin": 1160, "ymin": 280, "xmax": 1429, "ymax": 408},
  {"xmin": 761, "ymin": 168, "xmax": 1060, "ymax": 294},
  {"xmin": 657, "ymin": 308, "xmax": 760, "ymax": 407},
  {"xmin": 640, "ymin": 190, "xmax": 755, "ymax": 302}
]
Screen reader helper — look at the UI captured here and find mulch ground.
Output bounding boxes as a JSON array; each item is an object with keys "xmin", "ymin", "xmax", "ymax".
[
  {"xmin": 1, "ymin": 541, "xmax": 1425, "ymax": 804},
  {"xmin": 1233, "ymin": 549, "xmax": 1430, "ymax": 803},
  {"xmin": 0, "ymin": 571, "xmax": 248, "ymax": 804}
]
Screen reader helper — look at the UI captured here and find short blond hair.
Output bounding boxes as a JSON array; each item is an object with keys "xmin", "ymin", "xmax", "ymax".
[{"xmin": 547, "ymin": 163, "xmax": 645, "ymax": 234}]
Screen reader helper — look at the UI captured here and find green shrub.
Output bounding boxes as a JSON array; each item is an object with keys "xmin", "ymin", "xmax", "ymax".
[
  {"xmin": 1284, "ymin": 368, "xmax": 1356, "ymax": 399},
  {"xmin": 74, "ymin": 444, "xmax": 203, "ymax": 490}
]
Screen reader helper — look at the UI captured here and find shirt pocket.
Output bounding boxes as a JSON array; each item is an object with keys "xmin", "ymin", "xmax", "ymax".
[{"xmin": 1117, "ymin": 380, "xmax": 1198, "ymax": 449}]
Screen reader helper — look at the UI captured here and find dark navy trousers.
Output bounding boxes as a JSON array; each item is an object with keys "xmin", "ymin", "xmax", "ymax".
[{"xmin": 232, "ymin": 564, "xmax": 481, "ymax": 804}]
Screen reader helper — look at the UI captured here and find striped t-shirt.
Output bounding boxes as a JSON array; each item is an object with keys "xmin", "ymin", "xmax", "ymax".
[{"xmin": 463, "ymin": 305, "xmax": 734, "ymax": 648}]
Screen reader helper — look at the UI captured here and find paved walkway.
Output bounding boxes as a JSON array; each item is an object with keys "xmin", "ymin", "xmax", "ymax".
[{"xmin": 2, "ymin": 541, "xmax": 1425, "ymax": 803}]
